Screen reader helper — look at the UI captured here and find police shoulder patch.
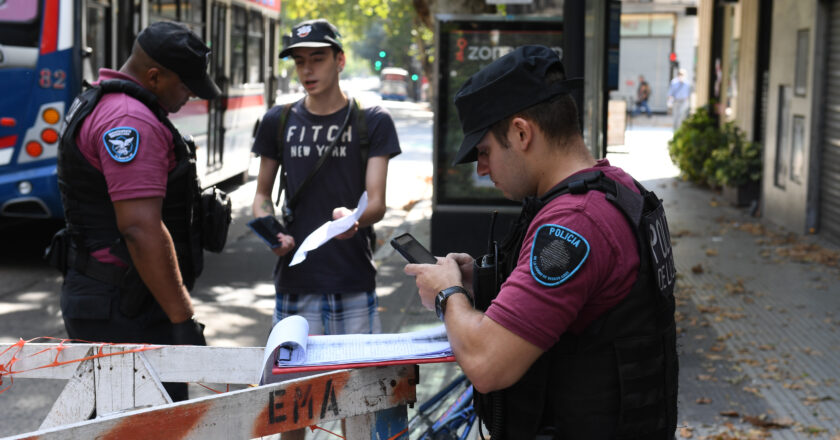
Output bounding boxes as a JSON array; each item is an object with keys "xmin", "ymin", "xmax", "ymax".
[
  {"xmin": 102, "ymin": 127, "xmax": 140, "ymax": 163},
  {"xmin": 529, "ymin": 224, "xmax": 590, "ymax": 287}
]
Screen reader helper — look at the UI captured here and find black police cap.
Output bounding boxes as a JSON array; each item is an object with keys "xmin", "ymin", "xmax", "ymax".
[
  {"xmin": 452, "ymin": 45, "xmax": 582, "ymax": 165},
  {"xmin": 279, "ymin": 19, "xmax": 343, "ymax": 59},
  {"xmin": 137, "ymin": 21, "xmax": 221, "ymax": 100}
]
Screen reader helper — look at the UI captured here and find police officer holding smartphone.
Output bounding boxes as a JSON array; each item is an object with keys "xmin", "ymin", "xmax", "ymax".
[{"xmin": 404, "ymin": 45, "xmax": 678, "ymax": 439}]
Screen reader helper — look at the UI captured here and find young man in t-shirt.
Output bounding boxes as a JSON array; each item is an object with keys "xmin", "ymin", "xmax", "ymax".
[{"xmin": 251, "ymin": 19, "xmax": 401, "ymax": 336}]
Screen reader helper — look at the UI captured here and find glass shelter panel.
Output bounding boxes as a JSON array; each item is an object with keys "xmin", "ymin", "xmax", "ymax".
[{"xmin": 436, "ymin": 19, "xmax": 563, "ymax": 205}]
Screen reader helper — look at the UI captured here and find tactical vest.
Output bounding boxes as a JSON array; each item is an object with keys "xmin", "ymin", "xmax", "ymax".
[
  {"xmin": 56, "ymin": 79, "xmax": 203, "ymax": 290},
  {"xmin": 473, "ymin": 171, "xmax": 678, "ymax": 440}
]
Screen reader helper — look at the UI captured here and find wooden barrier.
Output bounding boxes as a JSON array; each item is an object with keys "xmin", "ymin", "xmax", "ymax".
[{"xmin": 0, "ymin": 343, "xmax": 416, "ymax": 439}]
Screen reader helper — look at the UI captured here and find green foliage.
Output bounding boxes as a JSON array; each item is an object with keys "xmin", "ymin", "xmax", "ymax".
[
  {"xmin": 668, "ymin": 107, "xmax": 762, "ymax": 187},
  {"xmin": 707, "ymin": 123, "xmax": 763, "ymax": 187},
  {"xmin": 668, "ymin": 107, "xmax": 721, "ymax": 185},
  {"xmin": 280, "ymin": 0, "xmax": 432, "ymax": 78}
]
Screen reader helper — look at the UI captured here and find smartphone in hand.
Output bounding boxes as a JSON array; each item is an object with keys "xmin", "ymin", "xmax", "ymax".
[
  {"xmin": 247, "ymin": 216, "xmax": 288, "ymax": 249},
  {"xmin": 390, "ymin": 232, "xmax": 437, "ymax": 264}
]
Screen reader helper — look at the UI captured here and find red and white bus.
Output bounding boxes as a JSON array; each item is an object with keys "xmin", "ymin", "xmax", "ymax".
[{"xmin": 0, "ymin": 0, "xmax": 280, "ymax": 220}]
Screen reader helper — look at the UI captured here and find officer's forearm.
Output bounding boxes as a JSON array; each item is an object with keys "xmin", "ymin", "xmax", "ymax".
[{"xmin": 120, "ymin": 221, "xmax": 194, "ymax": 324}]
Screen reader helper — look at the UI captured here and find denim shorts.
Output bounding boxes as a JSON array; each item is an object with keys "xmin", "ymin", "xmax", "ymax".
[{"xmin": 273, "ymin": 290, "xmax": 382, "ymax": 335}]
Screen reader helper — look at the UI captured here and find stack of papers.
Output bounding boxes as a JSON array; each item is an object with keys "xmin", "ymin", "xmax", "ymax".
[{"xmin": 260, "ymin": 315, "xmax": 453, "ymax": 381}]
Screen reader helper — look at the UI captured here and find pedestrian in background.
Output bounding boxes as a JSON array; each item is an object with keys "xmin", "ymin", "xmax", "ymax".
[
  {"xmin": 668, "ymin": 68, "xmax": 692, "ymax": 131},
  {"xmin": 50, "ymin": 21, "xmax": 217, "ymax": 401},
  {"xmin": 404, "ymin": 45, "xmax": 678, "ymax": 439},
  {"xmin": 632, "ymin": 74, "xmax": 652, "ymax": 117}
]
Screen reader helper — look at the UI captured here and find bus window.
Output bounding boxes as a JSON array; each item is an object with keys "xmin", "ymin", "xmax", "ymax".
[
  {"xmin": 0, "ymin": 0, "xmax": 40, "ymax": 47},
  {"xmin": 83, "ymin": 1, "xmax": 110, "ymax": 84},
  {"xmin": 149, "ymin": 0, "xmax": 179, "ymax": 21},
  {"xmin": 380, "ymin": 67, "xmax": 409, "ymax": 101},
  {"xmin": 231, "ymin": 5, "xmax": 247, "ymax": 86},
  {"xmin": 0, "ymin": 0, "xmax": 38, "ymax": 21},
  {"xmin": 247, "ymin": 10, "xmax": 264, "ymax": 84}
]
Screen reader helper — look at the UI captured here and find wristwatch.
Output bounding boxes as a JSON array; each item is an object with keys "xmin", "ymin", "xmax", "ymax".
[{"xmin": 435, "ymin": 286, "xmax": 472, "ymax": 321}]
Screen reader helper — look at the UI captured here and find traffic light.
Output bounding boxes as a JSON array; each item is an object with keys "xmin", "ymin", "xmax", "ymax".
[
  {"xmin": 669, "ymin": 52, "xmax": 679, "ymax": 69},
  {"xmin": 379, "ymin": 50, "xmax": 387, "ymax": 58},
  {"xmin": 374, "ymin": 60, "xmax": 382, "ymax": 71},
  {"xmin": 411, "ymin": 74, "xmax": 419, "ymax": 81}
]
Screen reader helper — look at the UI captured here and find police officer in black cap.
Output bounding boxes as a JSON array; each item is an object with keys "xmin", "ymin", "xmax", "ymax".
[
  {"xmin": 51, "ymin": 21, "xmax": 222, "ymax": 402},
  {"xmin": 405, "ymin": 45, "xmax": 678, "ymax": 439}
]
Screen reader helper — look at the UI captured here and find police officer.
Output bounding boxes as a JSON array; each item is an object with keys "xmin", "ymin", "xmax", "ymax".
[
  {"xmin": 52, "ymin": 21, "xmax": 220, "ymax": 402},
  {"xmin": 404, "ymin": 45, "xmax": 678, "ymax": 439}
]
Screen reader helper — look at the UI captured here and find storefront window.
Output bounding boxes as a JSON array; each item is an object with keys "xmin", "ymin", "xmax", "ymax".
[
  {"xmin": 621, "ymin": 14, "xmax": 674, "ymax": 37},
  {"xmin": 620, "ymin": 15, "xmax": 649, "ymax": 37},
  {"xmin": 649, "ymin": 14, "xmax": 675, "ymax": 36}
]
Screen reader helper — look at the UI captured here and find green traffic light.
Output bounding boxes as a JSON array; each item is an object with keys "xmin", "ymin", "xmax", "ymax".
[
  {"xmin": 411, "ymin": 74, "xmax": 419, "ymax": 81},
  {"xmin": 378, "ymin": 50, "xmax": 386, "ymax": 58},
  {"xmin": 374, "ymin": 60, "xmax": 382, "ymax": 71}
]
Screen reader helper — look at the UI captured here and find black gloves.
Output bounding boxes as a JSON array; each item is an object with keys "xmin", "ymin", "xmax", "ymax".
[{"xmin": 172, "ymin": 317, "xmax": 207, "ymax": 346}]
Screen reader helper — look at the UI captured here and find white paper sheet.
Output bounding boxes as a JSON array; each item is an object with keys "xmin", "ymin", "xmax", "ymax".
[
  {"xmin": 294, "ymin": 325, "xmax": 452, "ymax": 366},
  {"xmin": 288, "ymin": 191, "xmax": 368, "ymax": 266},
  {"xmin": 260, "ymin": 315, "xmax": 453, "ymax": 378}
]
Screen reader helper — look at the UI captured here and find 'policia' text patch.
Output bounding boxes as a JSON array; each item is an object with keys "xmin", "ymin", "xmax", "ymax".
[{"xmin": 530, "ymin": 224, "xmax": 590, "ymax": 287}]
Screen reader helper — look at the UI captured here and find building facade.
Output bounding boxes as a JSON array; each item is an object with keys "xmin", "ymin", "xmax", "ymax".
[{"xmin": 696, "ymin": 0, "xmax": 840, "ymax": 244}]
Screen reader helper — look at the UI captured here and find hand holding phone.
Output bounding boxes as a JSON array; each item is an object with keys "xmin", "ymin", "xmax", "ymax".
[
  {"xmin": 390, "ymin": 232, "xmax": 437, "ymax": 264},
  {"xmin": 247, "ymin": 216, "xmax": 289, "ymax": 249}
]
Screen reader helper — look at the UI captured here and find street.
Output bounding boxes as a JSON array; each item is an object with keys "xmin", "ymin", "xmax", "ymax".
[
  {"xmin": 3, "ymin": 109, "xmax": 840, "ymax": 440},
  {"xmin": 0, "ymin": 91, "xmax": 440, "ymax": 438}
]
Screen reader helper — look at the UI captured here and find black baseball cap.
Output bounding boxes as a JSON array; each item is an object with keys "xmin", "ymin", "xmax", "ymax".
[
  {"xmin": 137, "ymin": 21, "xmax": 221, "ymax": 100},
  {"xmin": 279, "ymin": 19, "xmax": 343, "ymax": 58},
  {"xmin": 452, "ymin": 45, "xmax": 583, "ymax": 165}
]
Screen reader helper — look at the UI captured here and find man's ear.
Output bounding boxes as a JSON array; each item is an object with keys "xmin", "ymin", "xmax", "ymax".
[
  {"xmin": 337, "ymin": 51, "xmax": 346, "ymax": 71},
  {"xmin": 509, "ymin": 117, "xmax": 533, "ymax": 151},
  {"xmin": 145, "ymin": 67, "xmax": 162, "ymax": 92}
]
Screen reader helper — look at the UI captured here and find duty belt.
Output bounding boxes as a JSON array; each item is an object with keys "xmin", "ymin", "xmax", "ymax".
[{"xmin": 66, "ymin": 246, "xmax": 129, "ymax": 286}]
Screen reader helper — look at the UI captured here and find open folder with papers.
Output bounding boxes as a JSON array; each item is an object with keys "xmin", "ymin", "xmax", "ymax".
[{"xmin": 260, "ymin": 315, "xmax": 455, "ymax": 380}]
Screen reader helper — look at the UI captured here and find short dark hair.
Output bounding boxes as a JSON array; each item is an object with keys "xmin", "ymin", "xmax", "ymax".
[{"xmin": 489, "ymin": 67, "xmax": 581, "ymax": 149}]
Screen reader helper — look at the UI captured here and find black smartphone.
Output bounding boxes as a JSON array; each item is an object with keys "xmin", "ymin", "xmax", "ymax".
[
  {"xmin": 247, "ymin": 216, "xmax": 288, "ymax": 249},
  {"xmin": 390, "ymin": 232, "xmax": 437, "ymax": 264}
]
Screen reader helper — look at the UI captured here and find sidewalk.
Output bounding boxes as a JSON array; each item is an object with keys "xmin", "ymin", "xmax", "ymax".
[
  {"xmin": 612, "ymin": 118, "xmax": 840, "ymax": 439},
  {"xmin": 373, "ymin": 116, "xmax": 840, "ymax": 439}
]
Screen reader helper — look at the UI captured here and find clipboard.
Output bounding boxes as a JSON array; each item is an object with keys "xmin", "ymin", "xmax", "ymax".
[{"xmin": 272, "ymin": 355, "xmax": 457, "ymax": 375}]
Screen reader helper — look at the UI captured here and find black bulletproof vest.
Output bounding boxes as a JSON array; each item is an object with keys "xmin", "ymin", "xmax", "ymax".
[
  {"xmin": 474, "ymin": 171, "xmax": 678, "ymax": 440},
  {"xmin": 57, "ymin": 79, "xmax": 203, "ymax": 288}
]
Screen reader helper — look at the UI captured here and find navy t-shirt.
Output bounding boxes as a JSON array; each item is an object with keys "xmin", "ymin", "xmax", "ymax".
[{"xmin": 251, "ymin": 99, "xmax": 401, "ymax": 293}]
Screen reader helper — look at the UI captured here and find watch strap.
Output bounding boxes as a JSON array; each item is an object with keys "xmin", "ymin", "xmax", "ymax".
[{"xmin": 436, "ymin": 285, "xmax": 472, "ymax": 321}]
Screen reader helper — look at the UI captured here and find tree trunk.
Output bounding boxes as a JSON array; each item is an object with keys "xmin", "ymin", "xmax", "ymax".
[{"xmin": 411, "ymin": 0, "xmax": 493, "ymax": 104}]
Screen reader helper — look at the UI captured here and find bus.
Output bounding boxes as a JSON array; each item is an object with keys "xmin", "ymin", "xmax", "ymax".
[
  {"xmin": 380, "ymin": 67, "xmax": 409, "ymax": 101},
  {"xmin": 0, "ymin": 0, "xmax": 280, "ymax": 220}
]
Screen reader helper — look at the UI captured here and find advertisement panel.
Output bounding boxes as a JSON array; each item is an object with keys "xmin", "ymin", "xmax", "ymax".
[{"xmin": 435, "ymin": 17, "xmax": 563, "ymax": 206}]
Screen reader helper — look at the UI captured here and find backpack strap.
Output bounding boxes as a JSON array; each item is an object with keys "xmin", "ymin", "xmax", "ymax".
[
  {"xmin": 275, "ymin": 101, "xmax": 296, "ymax": 207},
  {"xmin": 354, "ymin": 97, "xmax": 370, "ymax": 173}
]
